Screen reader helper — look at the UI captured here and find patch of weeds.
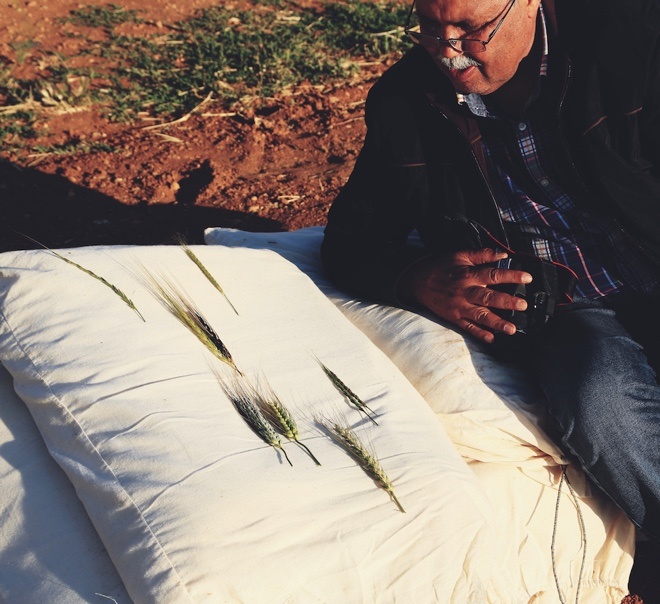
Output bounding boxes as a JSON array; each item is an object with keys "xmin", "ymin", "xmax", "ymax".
[
  {"xmin": 2, "ymin": 0, "xmax": 411, "ymax": 127},
  {"xmin": 0, "ymin": 111, "xmax": 38, "ymax": 145},
  {"xmin": 30, "ymin": 140, "xmax": 115, "ymax": 156},
  {"xmin": 102, "ymin": 0, "xmax": 411, "ymax": 120},
  {"xmin": 64, "ymin": 4, "xmax": 142, "ymax": 28},
  {"xmin": 315, "ymin": 1, "xmax": 411, "ymax": 56},
  {"xmin": 20, "ymin": 140, "xmax": 116, "ymax": 166},
  {"xmin": 0, "ymin": 67, "xmax": 37, "ymax": 105},
  {"xmin": 37, "ymin": 75, "xmax": 92, "ymax": 108},
  {"xmin": 1, "ymin": 53, "xmax": 95, "ymax": 112},
  {"xmin": 9, "ymin": 40, "xmax": 40, "ymax": 65}
]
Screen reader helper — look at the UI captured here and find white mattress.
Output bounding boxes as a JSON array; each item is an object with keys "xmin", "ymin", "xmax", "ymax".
[{"xmin": 0, "ymin": 229, "xmax": 635, "ymax": 603}]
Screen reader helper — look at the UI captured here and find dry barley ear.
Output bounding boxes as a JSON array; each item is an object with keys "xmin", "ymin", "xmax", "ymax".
[
  {"xmin": 19, "ymin": 232, "xmax": 145, "ymax": 321},
  {"xmin": 216, "ymin": 372, "xmax": 293, "ymax": 467},
  {"xmin": 252, "ymin": 375, "xmax": 321, "ymax": 466},
  {"xmin": 314, "ymin": 356, "xmax": 378, "ymax": 425},
  {"xmin": 317, "ymin": 415, "xmax": 404, "ymax": 513},
  {"xmin": 175, "ymin": 234, "xmax": 239, "ymax": 315},
  {"xmin": 142, "ymin": 269, "xmax": 242, "ymax": 374}
]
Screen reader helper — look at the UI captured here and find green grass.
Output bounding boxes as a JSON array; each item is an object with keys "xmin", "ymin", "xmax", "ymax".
[
  {"xmin": 64, "ymin": 4, "xmax": 142, "ymax": 28},
  {"xmin": 30, "ymin": 140, "xmax": 115, "ymax": 157},
  {"xmin": 9, "ymin": 40, "xmax": 40, "ymax": 65},
  {"xmin": 0, "ymin": 69, "xmax": 35, "ymax": 105},
  {"xmin": 103, "ymin": 0, "xmax": 411, "ymax": 120},
  {"xmin": 0, "ymin": 0, "xmax": 411, "ymax": 143},
  {"xmin": 317, "ymin": 1, "xmax": 411, "ymax": 55},
  {"xmin": 0, "ymin": 110, "xmax": 38, "ymax": 145}
]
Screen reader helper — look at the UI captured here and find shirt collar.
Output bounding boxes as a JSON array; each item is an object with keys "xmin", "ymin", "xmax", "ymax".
[{"xmin": 456, "ymin": 3, "xmax": 549, "ymax": 117}]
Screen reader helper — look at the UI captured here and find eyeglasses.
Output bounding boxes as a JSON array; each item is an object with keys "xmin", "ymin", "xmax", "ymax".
[{"xmin": 404, "ymin": 0, "xmax": 516, "ymax": 54}]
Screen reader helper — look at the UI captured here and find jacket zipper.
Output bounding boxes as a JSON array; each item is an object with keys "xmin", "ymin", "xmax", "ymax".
[{"xmin": 426, "ymin": 96, "xmax": 510, "ymax": 249}]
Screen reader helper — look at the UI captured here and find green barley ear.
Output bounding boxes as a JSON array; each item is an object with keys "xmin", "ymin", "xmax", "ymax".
[
  {"xmin": 217, "ymin": 373, "xmax": 292, "ymax": 466},
  {"xmin": 319, "ymin": 416, "xmax": 404, "ymax": 513},
  {"xmin": 175, "ymin": 235, "xmax": 239, "ymax": 315},
  {"xmin": 20, "ymin": 233, "xmax": 145, "ymax": 321},
  {"xmin": 143, "ymin": 269, "xmax": 242, "ymax": 374},
  {"xmin": 253, "ymin": 376, "xmax": 321, "ymax": 466},
  {"xmin": 315, "ymin": 357, "xmax": 378, "ymax": 425}
]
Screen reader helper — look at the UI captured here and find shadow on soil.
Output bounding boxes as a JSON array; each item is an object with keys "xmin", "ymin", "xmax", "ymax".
[{"xmin": 0, "ymin": 160, "xmax": 282, "ymax": 252}]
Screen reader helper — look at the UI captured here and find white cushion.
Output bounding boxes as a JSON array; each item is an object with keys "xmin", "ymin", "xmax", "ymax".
[
  {"xmin": 0, "ymin": 244, "xmax": 495, "ymax": 603},
  {"xmin": 0, "ymin": 362, "xmax": 129, "ymax": 603},
  {"xmin": 205, "ymin": 226, "xmax": 636, "ymax": 603}
]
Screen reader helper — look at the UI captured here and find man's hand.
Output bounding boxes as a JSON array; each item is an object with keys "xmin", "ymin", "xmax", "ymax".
[{"xmin": 399, "ymin": 249, "xmax": 533, "ymax": 344}]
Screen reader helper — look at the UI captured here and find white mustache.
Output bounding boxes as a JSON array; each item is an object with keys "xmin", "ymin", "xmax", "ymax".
[{"xmin": 437, "ymin": 55, "xmax": 482, "ymax": 70}]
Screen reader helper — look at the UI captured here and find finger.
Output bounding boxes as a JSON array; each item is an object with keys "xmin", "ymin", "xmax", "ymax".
[
  {"xmin": 480, "ymin": 267, "xmax": 533, "ymax": 286},
  {"xmin": 470, "ymin": 286, "xmax": 528, "ymax": 312},
  {"xmin": 455, "ymin": 318, "xmax": 498, "ymax": 344},
  {"xmin": 455, "ymin": 248, "xmax": 508, "ymax": 267},
  {"xmin": 463, "ymin": 303, "xmax": 518, "ymax": 336}
]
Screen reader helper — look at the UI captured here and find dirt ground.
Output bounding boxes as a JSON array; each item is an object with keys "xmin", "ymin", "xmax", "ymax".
[
  {"xmin": 0, "ymin": 2, "xmax": 656, "ymax": 602},
  {"xmin": 1, "ymin": 0, "xmax": 389, "ymax": 251}
]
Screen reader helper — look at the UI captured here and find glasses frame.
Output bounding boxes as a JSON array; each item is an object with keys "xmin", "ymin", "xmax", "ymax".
[{"xmin": 404, "ymin": 0, "xmax": 517, "ymax": 53}]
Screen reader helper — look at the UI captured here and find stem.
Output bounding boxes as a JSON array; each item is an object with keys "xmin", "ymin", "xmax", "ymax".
[
  {"xmin": 363, "ymin": 408, "xmax": 379, "ymax": 426},
  {"xmin": 295, "ymin": 440, "xmax": 321, "ymax": 466},
  {"xmin": 222, "ymin": 295, "xmax": 239, "ymax": 316},
  {"xmin": 279, "ymin": 445, "xmax": 293, "ymax": 467},
  {"xmin": 389, "ymin": 491, "xmax": 406, "ymax": 513}
]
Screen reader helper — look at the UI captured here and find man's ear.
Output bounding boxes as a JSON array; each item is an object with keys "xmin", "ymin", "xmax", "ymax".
[{"xmin": 520, "ymin": 0, "xmax": 543, "ymax": 19}]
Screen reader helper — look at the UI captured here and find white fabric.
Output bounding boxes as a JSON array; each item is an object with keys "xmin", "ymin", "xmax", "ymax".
[
  {"xmin": 205, "ymin": 226, "xmax": 636, "ymax": 602},
  {"xmin": 0, "ymin": 244, "xmax": 496, "ymax": 603},
  {"xmin": 0, "ymin": 362, "xmax": 129, "ymax": 603}
]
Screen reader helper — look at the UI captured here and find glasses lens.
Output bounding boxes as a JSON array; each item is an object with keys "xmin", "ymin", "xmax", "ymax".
[
  {"xmin": 406, "ymin": 11, "xmax": 488, "ymax": 54},
  {"xmin": 406, "ymin": 31, "xmax": 486, "ymax": 53},
  {"xmin": 460, "ymin": 39, "xmax": 487, "ymax": 53},
  {"xmin": 407, "ymin": 31, "xmax": 433, "ymax": 48}
]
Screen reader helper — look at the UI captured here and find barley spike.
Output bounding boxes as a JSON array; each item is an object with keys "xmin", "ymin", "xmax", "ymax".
[
  {"xmin": 145, "ymin": 271, "xmax": 242, "ymax": 374},
  {"xmin": 254, "ymin": 378, "xmax": 321, "ymax": 466},
  {"xmin": 324, "ymin": 419, "xmax": 404, "ymax": 513},
  {"xmin": 316, "ymin": 359, "xmax": 378, "ymax": 425},
  {"xmin": 221, "ymin": 377, "xmax": 293, "ymax": 466},
  {"xmin": 20, "ymin": 233, "xmax": 145, "ymax": 321},
  {"xmin": 176, "ymin": 235, "xmax": 239, "ymax": 315}
]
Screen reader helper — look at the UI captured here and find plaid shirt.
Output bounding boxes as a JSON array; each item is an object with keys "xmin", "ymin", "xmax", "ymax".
[{"xmin": 457, "ymin": 8, "xmax": 659, "ymax": 300}]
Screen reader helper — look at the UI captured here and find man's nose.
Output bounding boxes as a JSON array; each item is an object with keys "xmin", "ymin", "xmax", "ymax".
[
  {"xmin": 434, "ymin": 26, "xmax": 464, "ymax": 57},
  {"xmin": 436, "ymin": 39, "xmax": 463, "ymax": 58}
]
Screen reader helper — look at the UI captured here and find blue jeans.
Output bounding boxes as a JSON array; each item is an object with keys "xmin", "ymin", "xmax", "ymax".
[{"xmin": 497, "ymin": 295, "xmax": 660, "ymax": 539}]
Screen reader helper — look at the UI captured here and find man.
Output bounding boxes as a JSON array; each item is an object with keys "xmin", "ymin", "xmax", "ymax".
[{"xmin": 321, "ymin": 0, "xmax": 660, "ymax": 544}]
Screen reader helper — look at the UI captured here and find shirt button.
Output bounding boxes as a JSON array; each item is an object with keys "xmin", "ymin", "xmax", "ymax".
[
  {"xmin": 518, "ymin": 122, "xmax": 527, "ymax": 131},
  {"xmin": 540, "ymin": 178, "xmax": 550, "ymax": 187}
]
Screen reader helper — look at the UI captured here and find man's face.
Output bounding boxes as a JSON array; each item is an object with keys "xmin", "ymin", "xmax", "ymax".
[{"xmin": 415, "ymin": 0, "xmax": 541, "ymax": 95}]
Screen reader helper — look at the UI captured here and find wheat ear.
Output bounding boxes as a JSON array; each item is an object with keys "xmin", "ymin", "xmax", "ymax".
[
  {"xmin": 219, "ymin": 375, "xmax": 292, "ymax": 466},
  {"xmin": 145, "ymin": 271, "xmax": 242, "ymax": 374},
  {"xmin": 20, "ymin": 233, "xmax": 144, "ymax": 321},
  {"xmin": 253, "ymin": 377, "xmax": 321, "ymax": 466},
  {"xmin": 321, "ymin": 417, "xmax": 404, "ymax": 513},
  {"xmin": 176, "ymin": 235, "xmax": 239, "ymax": 315},
  {"xmin": 315, "ymin": 358, "xmax": 378, "ymax": 425}
]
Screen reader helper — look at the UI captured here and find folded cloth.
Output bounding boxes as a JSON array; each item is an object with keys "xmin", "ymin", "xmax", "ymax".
[{"xmin": 0, "ymin": 362, "xmax": 129, "ymax": 603}]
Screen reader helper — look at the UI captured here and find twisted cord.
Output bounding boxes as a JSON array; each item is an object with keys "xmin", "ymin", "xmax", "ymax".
[{"xmin": 551, "ymin": 465, "xmax": 587, "ymax": 604}]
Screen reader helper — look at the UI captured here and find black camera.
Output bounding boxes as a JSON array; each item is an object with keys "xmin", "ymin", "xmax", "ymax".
[{"xmin": 491, "ymin": 255, "xmax": 576, "ymax": 332}]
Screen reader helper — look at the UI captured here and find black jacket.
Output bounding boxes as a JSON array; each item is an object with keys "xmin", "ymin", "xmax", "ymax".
[{"xmin": 322, "ymin": 0, "xmax": 660, "ymax": 305}]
